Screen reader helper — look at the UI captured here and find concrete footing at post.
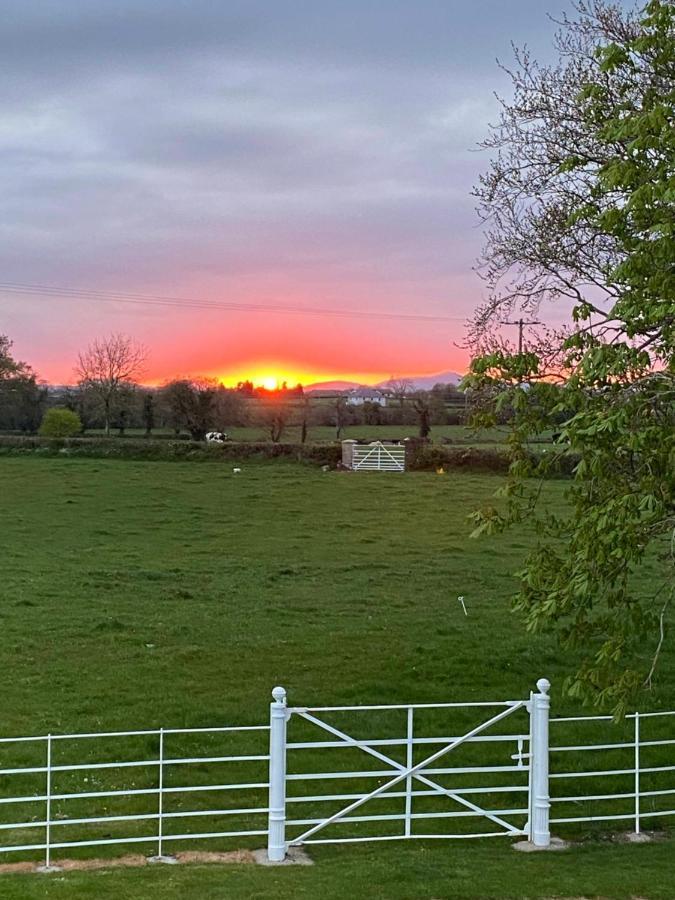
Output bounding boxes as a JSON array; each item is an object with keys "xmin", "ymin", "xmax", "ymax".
[
  {"xmin": 512, "ymin": 836, "xmax": 569, "ymax": 852},
  {"xmin": 614, "ymin": 830, "xmax": 661, "ymax": 844},
  {"xmin": 253, "ymin": 846, "xmax": 313, "ymax": 866}
]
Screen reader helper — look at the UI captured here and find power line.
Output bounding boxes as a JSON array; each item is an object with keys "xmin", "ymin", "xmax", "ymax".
[{"xmin": 0, "ymin": 281, "xmax": 468, "ymax": 325}]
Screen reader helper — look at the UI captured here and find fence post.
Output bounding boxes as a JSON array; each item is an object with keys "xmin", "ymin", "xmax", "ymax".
[
  {"xmin": 530, "ymin": 677, "xmax": 551, "ymax": 848},
  {"xmin": 267, "ymin": 686, "xmax": 288, "ymax": 861},
  {"xmin": 45, "ymin": 733, "xmax": 52, "ymax": 870},
  {"xmin": 634, "ymin": 711, "xmax": 640, "ymax": 835},
  {"xmin": 158, "ymin": 727, "xmax": 165, "ymax": 858}
]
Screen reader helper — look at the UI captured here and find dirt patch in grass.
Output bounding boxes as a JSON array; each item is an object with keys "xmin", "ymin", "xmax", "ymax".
[
  {"xmin": 175, "ymin": 849, "xmax": 255, "ymax": 864},
  {"xmin": 57, "ymin": 854, "xmax": 149, "ymax": 871},
  {"xmin": 0, "ymin": 850, "xmax": 256, "ymax": 876},
  {"xmin": 0, "ymin": 862, "xmax": 35, "ymax": 875}
]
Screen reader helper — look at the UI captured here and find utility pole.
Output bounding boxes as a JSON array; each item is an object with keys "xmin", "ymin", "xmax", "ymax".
[{"xmin": 504, "ymin": 318, "xmax": 542, "ymax": 354}]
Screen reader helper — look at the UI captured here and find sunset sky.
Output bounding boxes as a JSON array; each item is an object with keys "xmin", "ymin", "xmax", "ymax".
[{"xmin": 2, "ymin": 0, "xmax": 575, "ymax": 386}]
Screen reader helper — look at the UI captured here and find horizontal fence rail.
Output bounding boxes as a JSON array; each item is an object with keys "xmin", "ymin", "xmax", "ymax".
[
  {"xmin": 0, "ymin": 681, "xmax": 672, "ymax": 867},
  {"xmin": 549, "ymin": 710, "xmax": 675, "ymax": 834},
  {"xmin": 0, "ymin": 724, "xmax": 271, "ymax": 867}
]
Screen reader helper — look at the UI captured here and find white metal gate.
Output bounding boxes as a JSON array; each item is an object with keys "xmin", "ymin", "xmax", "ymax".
[
  {"xmin": 351, "ymin": 442, "xmax": 406, "ymax": 472},
  {"xmin": 267, "ymin": 680, "xmax": 552, "ymax": 859}
]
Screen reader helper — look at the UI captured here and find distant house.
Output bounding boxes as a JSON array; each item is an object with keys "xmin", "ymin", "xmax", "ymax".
[{"xmin": 345, "ymin": 387, "xmax": 388, "ymax": 407}]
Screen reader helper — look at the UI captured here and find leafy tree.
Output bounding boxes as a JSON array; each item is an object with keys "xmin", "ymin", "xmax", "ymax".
[
  {"xmin": 361, "ymin": 400, "xmax": 383, "ymax": 426},
  {"xmin": 75, "ymin": 334, "xmax": 146, "ymax": 435},
  {"xmin": 141, "ymin": 391, "xmax": 155, "ymax": 436},
  {"xmin": 6, "ymin": 376, "xmax": 48, "ymax": 432},
  {"xmin": 0, "ymin": 335, "xmax": 28, "ymax": 380},
  {"xmin": 39, "ymin": 407, "xmax": 82, "ymax": 438},
  {"xmin": 160, "ymin": 378, "xmax": 219, "ymax": 441},
  {"xmin": 59, "ymin": 385, "xmax": 99, "ymax": 432},
  {"xmin": 467, "ymin": 0, "xmax": 675, "ymax": 712},
  {"xmin": 0, "ymin": 335, "xmax": 47, "ymax": 432}
]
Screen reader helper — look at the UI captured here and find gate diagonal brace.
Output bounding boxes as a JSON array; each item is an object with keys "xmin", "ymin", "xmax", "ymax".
[
  {"xmin": 354, "ymin": 442, "xmax": 404, "ymax": 471},
  {"xmin": 377, "ymin": 444, "xmax": 405, "ymax": 469},
  {"xmin": 291, "ymin": 705, "xmax": 525, "ymax": 844},
  {"xmin": 354, "ymin": 445, "xmax": 378, "ymax": 469},
  {"xmin": 295, "ymin": 711, "xmax": 519, "ymax": 835}
]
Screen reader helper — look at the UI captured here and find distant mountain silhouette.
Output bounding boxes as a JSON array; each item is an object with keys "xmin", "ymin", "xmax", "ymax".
[
  {"xmin": 304, "ymin": 380, "xmax": 363, "ymax": 391},
  {"xmin": 404, "ymin": 370, "xmax": 464, "ymax": 390},
  {"xmin": 305, "ymin": 371, "xmax": 464, "ymax": 392}
]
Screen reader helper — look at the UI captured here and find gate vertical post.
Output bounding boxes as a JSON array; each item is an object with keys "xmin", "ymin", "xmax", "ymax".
[
  {"xmin": 267, "ymin": 686, "xmax": 288, "ymax": 861},
  {"xmin": 530, "ymin": 677, "xmax": 551, "ymax": 848}
]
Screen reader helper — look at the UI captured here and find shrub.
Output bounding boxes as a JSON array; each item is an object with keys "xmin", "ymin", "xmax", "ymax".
[{"xmin": 39, "ymin": 408, "xmax": 82, "ymax": 438}]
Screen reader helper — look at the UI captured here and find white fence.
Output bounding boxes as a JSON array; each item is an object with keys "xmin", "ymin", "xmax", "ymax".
[
  {"xmin": 0, "ymin": 680, "xmax": 672, "ymax": 868},
  {"xmin": 0, "ymin": 724, "xmax": 270, "ymax": 867},
  {"xmin": 549, "ymin": 710, "xmax": 675, "ymax": 833}
]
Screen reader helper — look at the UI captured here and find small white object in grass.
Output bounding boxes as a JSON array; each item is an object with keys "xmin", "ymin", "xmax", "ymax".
[
  {"xmin": 321, "ymin": 465, "xmax": 330, "ymax": 472},
  {"xmin": 233, "ymin": 467, "xmax": 241, "ymax": 474},
  {"xmin": 458, "ymin": 596, "xmax": 468, "ymax": 616}
]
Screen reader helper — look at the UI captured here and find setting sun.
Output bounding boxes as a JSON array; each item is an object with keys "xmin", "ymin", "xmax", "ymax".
[{"xmin": 260, "ymin": 376, "xmax": 278, "ymax": 390}]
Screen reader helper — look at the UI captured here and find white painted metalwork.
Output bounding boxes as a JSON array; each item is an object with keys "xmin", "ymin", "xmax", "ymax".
[
  {"xmin": 634, "ymin": 712, "xmax": 640, "ymax": 835},
  {"xmin": 157, "ymin": 727, "xmax": 165, "ymax": 859},
  {"xmin": 549, "ymin": 708, "xmax": 675, "ymax": 833},
  {"xmin": 45, "ymin": 734, "xmax": 52, "ymax": 869},
  {"xmin": 350, "ymin": 441, "xmax": 406, "ymax": 472},
  {"xmin": 0, "ymin": 723, "xmax": 270, "ymax": 864},
  {"xmin": 529, "ymin": 678, "xmax": 551, "ymax": 847},
  {"xmin": 279, "ymin": 692, "xmax": 534, "ymax": 852},
  {"xmin": 0, "ymin": 683, "xmax": 672, "ymax": 866},
  {"xmin": 267, "ymin": 686, "xmax": 288, "ymax": 861}
]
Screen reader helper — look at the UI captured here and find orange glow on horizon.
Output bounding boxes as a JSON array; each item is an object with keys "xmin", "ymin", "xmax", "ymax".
[
  {"xmin": 213, "ymin": 365, "xmax": 396, "ymax": 389},
  {"xmin": 141, "ymin": 361, "xmax": 468, "ymax": 390}
]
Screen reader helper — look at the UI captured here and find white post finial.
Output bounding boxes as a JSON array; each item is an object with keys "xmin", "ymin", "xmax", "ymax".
[
  {"xmin": 529, "ymin": 677, "xmax": 551, "ymax": 848},
  {"xmin": 272, "ymin": 686, "xmax": 287, "ymax": 705},
  {"xmin": 268, "ymin": 686, "xmax": 288, "ymax": 861},
  {"xmin": 536, "ymin": 678, "xmax": 551, "ymax": 695}
]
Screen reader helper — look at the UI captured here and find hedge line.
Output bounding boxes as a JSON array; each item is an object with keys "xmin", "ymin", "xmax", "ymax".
[
  {"xmin": 0, "ymin": 435, "xmax": 578, "ymax": 476},
  {"xmin": 0, "ymin": 435, "xmax": 342, "ymax": 466},
  {"xmin": 407, "ymin": 444, "xmax": 579, "ymax": 477}
]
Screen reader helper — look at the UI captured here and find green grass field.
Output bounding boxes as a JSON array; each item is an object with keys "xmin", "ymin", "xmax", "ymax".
[{"xmin": 0, "ymin": 457, "xmax": 672, "ymax": 898}]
